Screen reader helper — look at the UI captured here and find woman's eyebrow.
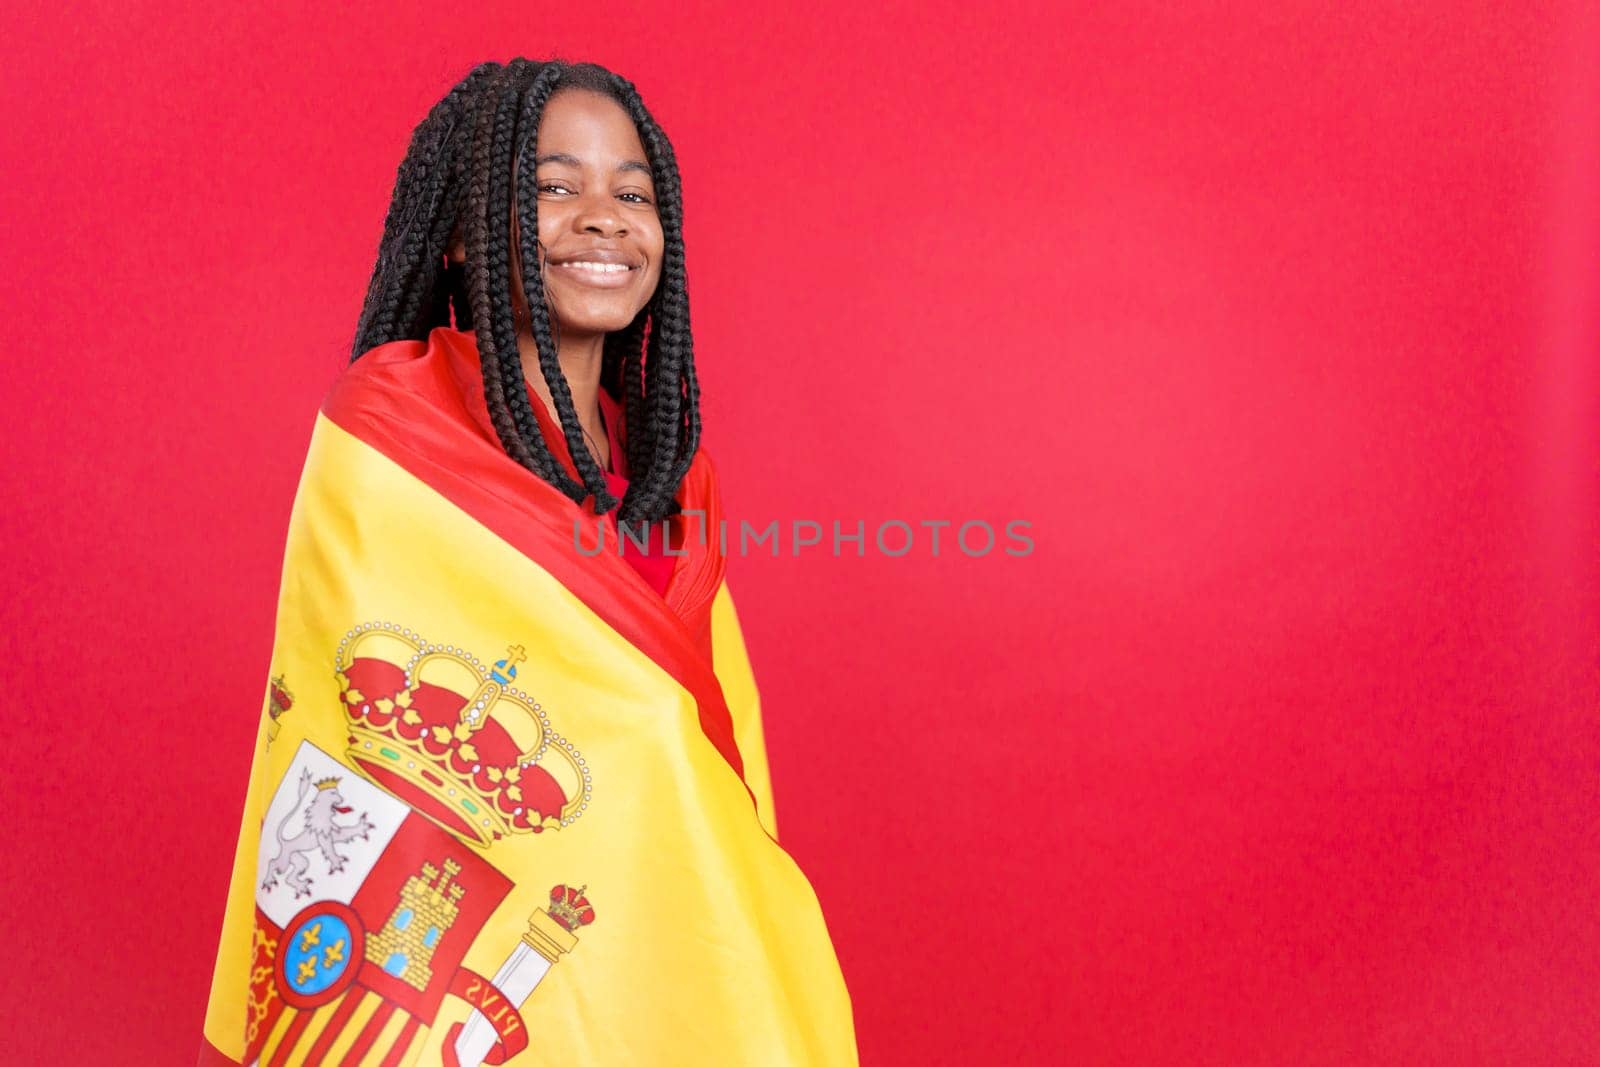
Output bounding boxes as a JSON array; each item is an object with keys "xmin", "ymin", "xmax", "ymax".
[{"xmin": 534, "ymin": 152, "xmax": 652, "ymax": 176}]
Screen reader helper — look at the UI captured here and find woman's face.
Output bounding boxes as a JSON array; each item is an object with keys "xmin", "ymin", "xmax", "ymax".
[{"xmin": 509, "ymin": 89, "xmax": 665, "ymax": 339}]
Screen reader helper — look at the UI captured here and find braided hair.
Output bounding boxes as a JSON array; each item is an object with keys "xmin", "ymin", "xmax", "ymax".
[{"xmin": 350, "ymin": 58, "xmax": 700, "ymax": 523}]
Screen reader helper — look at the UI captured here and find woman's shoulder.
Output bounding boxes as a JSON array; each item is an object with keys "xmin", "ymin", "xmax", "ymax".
[
  {"xmin": 324, "ymin": 327, "xmax": 490, "ymax": 432},
  {"xmin": 332, "ymin": 325, "xmax": 479, "ymax": 391}
]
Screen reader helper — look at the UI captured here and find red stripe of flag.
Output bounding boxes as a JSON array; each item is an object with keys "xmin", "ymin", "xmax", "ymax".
[
  {"xmin": 376, "ymin": 1016, "xmax": 423, "ymax": 1067},
  {"xmin": 302, "ymin": 990, "xmax": 365, "ymax": 1063},
  {"xmin": 340, "ymin": 1001, "xmax": 396, "ymax": 1067}
]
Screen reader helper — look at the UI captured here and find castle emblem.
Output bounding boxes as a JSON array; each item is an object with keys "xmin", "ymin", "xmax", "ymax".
[
  {"xmin": 260, "ymin": 769, "xmax": 375, "ymax": 898},
  {"xmin": 333, "ymin": 622, "xmax": 593, "ymax": 848},
  {"xmin": 367, "ymin": 858, "xmax": 467, "ymax": 991}
]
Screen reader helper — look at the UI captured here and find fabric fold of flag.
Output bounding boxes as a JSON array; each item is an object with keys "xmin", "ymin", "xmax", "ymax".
[{"xmin": 197, "ymin": 328, "xmax": 855, "ymax": 1066}]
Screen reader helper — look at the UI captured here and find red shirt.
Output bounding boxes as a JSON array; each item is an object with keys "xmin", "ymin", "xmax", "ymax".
[
  {"xmin": 524, "ymin": 382, "xmax": 678, "ymax": 599},
  {"xmin": 596, "ymin": 388, "xmax": 678, "ymax": 598}
]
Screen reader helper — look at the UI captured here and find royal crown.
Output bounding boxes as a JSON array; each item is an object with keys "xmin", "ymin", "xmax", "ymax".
[
  {"xmin": 265, "ymin": 675, "xmax": 295, "ymax": 743},
  {"xmin": 547, "ymin": 884, "xmax": 596, "ymax": 932},
  {"xmin": 334, "ymin": 621, "xmax": 591, "ymax": 848},
  {"xmin": 268, "ymin": 676, "xmax": 294, "ymax": 720}
]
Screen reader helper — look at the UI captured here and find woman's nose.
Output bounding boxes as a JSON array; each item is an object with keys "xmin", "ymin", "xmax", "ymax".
[{"xmin": 574, "ymin": 189, "xmax": 626, "ymax": 236}]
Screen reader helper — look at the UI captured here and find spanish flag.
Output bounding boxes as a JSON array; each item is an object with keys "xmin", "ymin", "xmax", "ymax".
[{"xmin": 197, "ymin": 327, "xmax": 857, "ymax": 1066}]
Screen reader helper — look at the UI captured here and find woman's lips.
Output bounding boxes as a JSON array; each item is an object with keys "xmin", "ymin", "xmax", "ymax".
[{"xmin": 549, "ymin": 261, "xmax": 639, "ymax": 290}]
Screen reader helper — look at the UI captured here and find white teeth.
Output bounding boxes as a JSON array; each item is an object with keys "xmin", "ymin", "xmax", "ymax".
[{"xmin": 558, "ymin": 261, "xmax": 630, "ymax": 273}]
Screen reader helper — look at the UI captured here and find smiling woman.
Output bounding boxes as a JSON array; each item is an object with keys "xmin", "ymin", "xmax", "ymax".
[{"xmin": 196, "ymin": 58, "xmax": 858, "ymax": 1067}]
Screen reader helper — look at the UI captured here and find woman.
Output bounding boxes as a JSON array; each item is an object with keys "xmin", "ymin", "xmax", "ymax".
[{"xmin": 197, "ymin": 58, "xmax": 857, "ymax": 1066}]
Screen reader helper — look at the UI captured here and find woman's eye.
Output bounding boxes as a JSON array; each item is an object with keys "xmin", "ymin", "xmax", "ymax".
[{"xmin": 538, "ymin": 184, "xmax": 650, "ymax": 205}]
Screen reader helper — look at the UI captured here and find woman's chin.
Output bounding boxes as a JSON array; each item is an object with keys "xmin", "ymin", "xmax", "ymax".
[{"xmin": 549, "ymin": 304, "xmax": 642, "ymax": 337}]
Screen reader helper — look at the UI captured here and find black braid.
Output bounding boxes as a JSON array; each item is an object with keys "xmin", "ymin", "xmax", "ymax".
[
  {"xmin": 604, "ymin": 72, "xmax": 699, "ymax": 521},
  {"xmin": 349, "ymin": 58, "xmax": 702, "ymax": 524},
  {"xmin": 351, "ymin": 63, "xmax": 498, "ymax": 354},
  {"xmin": 460, "ymin": 62, "xmax": 545, "ymax": 481}
]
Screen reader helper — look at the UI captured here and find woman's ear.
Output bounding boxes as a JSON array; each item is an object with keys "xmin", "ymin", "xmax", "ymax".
[{"xmin": 447, "ymin": 222, "xmax": 466, "ymax": 265}]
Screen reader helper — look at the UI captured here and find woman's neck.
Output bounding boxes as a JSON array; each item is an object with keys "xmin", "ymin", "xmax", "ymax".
[{"xmin": 516, "ymin": 327, "xmax": 609, "ymax": 469}]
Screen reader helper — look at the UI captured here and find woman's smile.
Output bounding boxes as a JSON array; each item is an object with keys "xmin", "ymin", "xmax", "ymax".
[{"xmin": 548, "ymin": 255, "xmax": 645, "ymax": 289}]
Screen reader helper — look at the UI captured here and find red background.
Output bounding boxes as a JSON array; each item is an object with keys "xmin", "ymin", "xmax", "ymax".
[{"xmin": 3, "ymin": 3, "xmax": 1597, "ymax": 1064}]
